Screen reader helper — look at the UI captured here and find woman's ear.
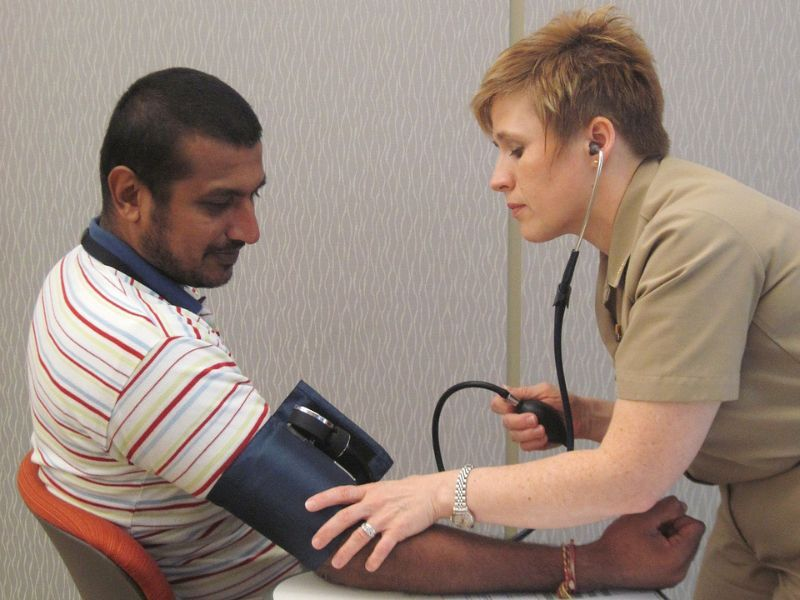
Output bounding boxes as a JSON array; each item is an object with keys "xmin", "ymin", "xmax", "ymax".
[
  {"xmin": 106, "ymin": 166, "xmax": 150, "ymax": 223},
  {"xmin": 586, "ymin": 116, "xmax": 616, "ymax": 157}
]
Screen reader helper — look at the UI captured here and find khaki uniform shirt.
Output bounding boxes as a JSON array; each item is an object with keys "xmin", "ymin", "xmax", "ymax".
[{"xmin": 595, "ymin": 157, "xmax": 800, "ymax": 484}]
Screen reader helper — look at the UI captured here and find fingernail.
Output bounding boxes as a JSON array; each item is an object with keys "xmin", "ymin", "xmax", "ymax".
[{"xmin": 305, "ymin": 500, "xmax": 314, "ymax": 510}]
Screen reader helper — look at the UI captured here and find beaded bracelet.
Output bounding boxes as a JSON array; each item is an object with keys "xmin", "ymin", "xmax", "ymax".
[{"xmin": 556, "ymin": 539, "xmax": 577, "ymax": 599}]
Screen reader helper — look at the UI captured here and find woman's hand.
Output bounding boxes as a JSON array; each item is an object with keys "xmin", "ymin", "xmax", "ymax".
[
  {"xmin": 490, "ymin": 382, "xmax": 607, "ymax": 450},
  {"xmin": 305, "ymin": 472, "xmax": 452, "ymax": 572}
]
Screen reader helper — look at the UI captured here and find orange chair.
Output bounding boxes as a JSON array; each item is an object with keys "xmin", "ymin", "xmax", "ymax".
[{"xmin": 16, "ymin": 451, "xmax": 174, "ymax": 600}]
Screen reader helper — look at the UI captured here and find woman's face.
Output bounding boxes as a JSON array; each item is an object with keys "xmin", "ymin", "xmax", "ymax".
[{"xmin": 488, "ymin": 93, "xmax": 593, "ymax": 243}]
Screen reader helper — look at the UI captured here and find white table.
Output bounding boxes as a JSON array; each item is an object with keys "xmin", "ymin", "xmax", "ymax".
[{"xmin": 270, "ymin": 571, "xmax": 665, "ymax": 599}]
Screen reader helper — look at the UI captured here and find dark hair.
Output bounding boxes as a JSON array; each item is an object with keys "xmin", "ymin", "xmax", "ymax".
[{"xmin": 99, "ymin": 67, "xmax": 262, "ymax": 211}]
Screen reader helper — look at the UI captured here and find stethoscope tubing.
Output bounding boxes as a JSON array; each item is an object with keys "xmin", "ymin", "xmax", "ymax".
[{"xmin": 431, "ymin": 148, "xmax": 605, "ymax": 540}]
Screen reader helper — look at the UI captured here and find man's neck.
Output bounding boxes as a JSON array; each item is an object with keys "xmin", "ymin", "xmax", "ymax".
[{"xmin": 84, "ymin": 218, "xmax": 204, "ymax": 314}]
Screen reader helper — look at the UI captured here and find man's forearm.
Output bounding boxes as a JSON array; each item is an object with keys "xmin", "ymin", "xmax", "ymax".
[
  {"xmin": 316, "ymin": 524, "xmax": 599, "ymax": 594},
  {"xmin": 314, "ymin": 495, "xmax": 705, "ymax": 594}
]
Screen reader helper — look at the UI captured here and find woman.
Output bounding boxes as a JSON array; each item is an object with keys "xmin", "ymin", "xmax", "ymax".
[{"xmin": 306, "ymin": 7, "xmax": 800, "ymax": 598}]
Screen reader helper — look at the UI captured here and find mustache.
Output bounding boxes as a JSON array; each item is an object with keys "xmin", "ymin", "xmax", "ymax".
[{"xmin": 210, "ymin": 241, "xmax": 245, "ymax": 253}]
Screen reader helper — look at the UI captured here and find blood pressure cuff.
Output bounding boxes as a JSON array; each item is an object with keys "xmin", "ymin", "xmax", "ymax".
[{"xmin": 207, "ymin": 380, "xmax": 393, "ymax": 569}]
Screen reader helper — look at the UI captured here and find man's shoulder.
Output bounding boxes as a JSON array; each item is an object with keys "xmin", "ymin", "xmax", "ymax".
[{"xmin": 44, "ymin": 246, "xmax": 221, "ymax": 351}]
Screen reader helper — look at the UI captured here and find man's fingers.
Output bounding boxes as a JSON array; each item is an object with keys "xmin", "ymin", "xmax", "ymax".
[
  {"xmin": 665, "ymin": 515, "xmax": 706, "ymax": 581},
  {"xmin": 668, "ymin": 515, "xmax": 706, "ymax": 545},
  {"xmin": 644, "ymin": 495, "xmax": 687, "ymax": 525}
]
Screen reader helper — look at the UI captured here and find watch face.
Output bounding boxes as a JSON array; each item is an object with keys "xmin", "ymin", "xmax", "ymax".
[{"xmin": 452, "ymin": 511, "xmax": 475, "ymax": 529}]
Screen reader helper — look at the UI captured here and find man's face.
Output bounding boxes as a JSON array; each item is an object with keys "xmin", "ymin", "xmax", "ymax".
[
  {"xmin": 138, "ymin": 135, "xmax": 265, "ymax": 288},
  {"xmin": 488, "ymin": 92, "xmax": 591, "ymax": 243}
]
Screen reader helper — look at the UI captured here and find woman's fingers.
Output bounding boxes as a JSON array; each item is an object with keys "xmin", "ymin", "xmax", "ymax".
[
  {"xmin": 490, "ymin": 393, "xmax": 515, "ymax": 414},
  {"xmin": 308, "ymin": 485, "xmax": 373, "ymax": 551},
  {"xmin": 311, "ymin": 504, "xmax": 365, "ymax": 550},
  {"xmin": 518, "ymin": 429, "xmax": 550, "ymax": 451},
  {"xmin": 364, "ymin": 534, "xmax": 399, "ymax": 572},
  {"xmin": 500, "ymin": 411, "xmax": 552, "ymax": 451},
  {"xmin": 327, "ymin": 520, "xmax": 379, "ymax": 569},
  {"xmin": 502, "ymin": 411, "xmax": 538, "ymax": 431},
  {"xmin": 306, "ymin": 484, "xmax": 366, "ymax": 512},
  {"xmin": 325, "ymin": 519, "xmax": 401, "ymax": 572}
]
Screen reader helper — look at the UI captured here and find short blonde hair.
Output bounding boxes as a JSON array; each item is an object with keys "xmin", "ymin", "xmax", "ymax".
[{"xmin": 471, "ymin": 6, "xmax": 669, "ymax": 159}]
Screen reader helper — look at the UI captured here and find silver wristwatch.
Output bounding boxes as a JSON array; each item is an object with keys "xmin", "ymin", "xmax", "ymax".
[{"xmin": 450, "ymin": 464, "xmax": 475, "ymax": 528}]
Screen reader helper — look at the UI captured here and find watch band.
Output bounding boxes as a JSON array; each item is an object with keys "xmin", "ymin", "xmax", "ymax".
[{"xmin": 450, "ymin": 464, "xmax": 475, "ymax": 528}]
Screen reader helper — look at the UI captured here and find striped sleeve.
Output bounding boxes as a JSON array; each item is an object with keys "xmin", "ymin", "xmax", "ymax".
[{"xmin": 108, "ymin": 336, "xmax": 271, "ymax": 497}]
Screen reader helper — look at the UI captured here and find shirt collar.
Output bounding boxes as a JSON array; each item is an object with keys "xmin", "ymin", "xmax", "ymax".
[
  {"xmin": 83, "ymin": 218, "xmax": 204, "ymax": 314},
  {"xmin": 605, "ymin": 158, "xmax": 661, "ymax": 289}
]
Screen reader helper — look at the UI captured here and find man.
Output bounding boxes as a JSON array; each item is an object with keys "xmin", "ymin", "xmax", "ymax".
[{"xmin": 27, "ymin": 67, "xmax": 704, "ymax": 599}]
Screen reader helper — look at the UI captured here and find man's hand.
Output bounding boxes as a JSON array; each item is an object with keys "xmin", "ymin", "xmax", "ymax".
[{"xmin": 579, "ymin": 496, "xmax": 706, "ymax": 591}]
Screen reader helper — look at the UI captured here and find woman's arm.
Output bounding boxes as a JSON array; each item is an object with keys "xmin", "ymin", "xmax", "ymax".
[
  {"xmin": 469, "ymin": 399, "xmax": 719, "ymax": 528},
  {"xmin": 308, "ymin": 398, "xmax": 719, "ymax": 571}
]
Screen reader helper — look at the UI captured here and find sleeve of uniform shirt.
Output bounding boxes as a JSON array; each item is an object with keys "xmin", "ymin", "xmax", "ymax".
[
  {"xmin": 614, "ymin": 205, "xmax": 765, "ymax": 402},
  {"xmin": 107, "ymin": 336, "xmax": 271, "ymax": 497}
]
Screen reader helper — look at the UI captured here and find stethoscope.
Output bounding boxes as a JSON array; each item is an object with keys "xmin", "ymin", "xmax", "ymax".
[{"xmin": 431, "ymin": 142, "xmax": 605, "ymax": 538}]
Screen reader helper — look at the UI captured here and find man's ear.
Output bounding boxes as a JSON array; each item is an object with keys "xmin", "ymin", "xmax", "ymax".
[{"xmin": 106, "ymin": 166, "xmax": 151, "ymax": 223}]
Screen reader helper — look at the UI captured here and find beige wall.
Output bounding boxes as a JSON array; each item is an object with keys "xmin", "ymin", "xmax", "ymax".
[{"xmin": 2, "ymin": 1, "xmax": 797, "ymax": 598}]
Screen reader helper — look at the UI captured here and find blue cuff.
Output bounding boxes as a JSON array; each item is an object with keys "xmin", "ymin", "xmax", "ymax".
[{"xmin": 208, "ymin": 381, "xmax": 393, "ymax": 569}]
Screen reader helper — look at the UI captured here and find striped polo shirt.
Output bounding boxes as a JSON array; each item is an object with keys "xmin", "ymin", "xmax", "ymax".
[{"xmin": 27, "ymin": 232, "xmax": 300, "ymax": 599}]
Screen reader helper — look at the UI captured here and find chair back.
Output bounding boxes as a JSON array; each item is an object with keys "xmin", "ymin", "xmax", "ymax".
[{"xmin": 16, "ymin": 451, "xmax": 174, "ymax": 600}]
